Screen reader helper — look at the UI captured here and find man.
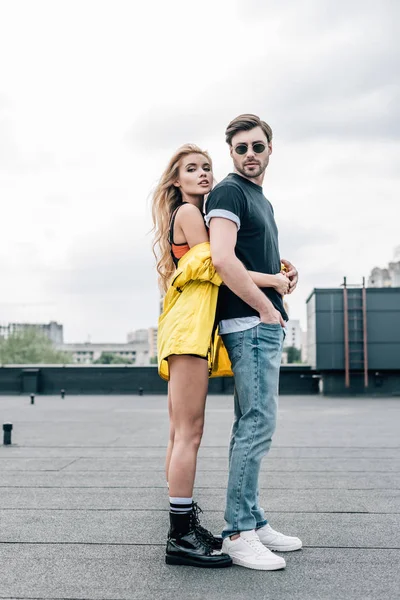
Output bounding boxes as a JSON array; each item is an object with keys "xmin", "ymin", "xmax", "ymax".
[{"xmin": 205, "ymin": 114, "xmax": 302, "ymax": 570}]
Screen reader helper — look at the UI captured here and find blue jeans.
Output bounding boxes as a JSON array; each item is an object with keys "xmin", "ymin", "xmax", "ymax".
[{"xmin": 221, "ymin": 323, "xmax": 285, "ymax": 539}]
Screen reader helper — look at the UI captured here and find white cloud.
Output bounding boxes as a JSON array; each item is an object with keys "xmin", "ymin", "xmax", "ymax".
[{"xmin": 0, "ymin": 0, "xmax": 398, "ymax": 341}]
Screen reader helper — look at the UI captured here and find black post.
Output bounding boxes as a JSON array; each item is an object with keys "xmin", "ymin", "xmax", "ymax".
[
  {"xmin": 61, "ymin": 389, "xmax": 65, "ymax": 399},
  {"xmin": 3, "ymin": 423, "xmax": 13, "ymax": 445},
  {"xmin": 30, "ymin": 394, "xmax": 35, "ymax": 405}
]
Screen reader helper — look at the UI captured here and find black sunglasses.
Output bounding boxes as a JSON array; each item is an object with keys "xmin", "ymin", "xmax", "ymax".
[{"xmin": 234, "ymin": 142, "xmax": 267, "ymax": 155}]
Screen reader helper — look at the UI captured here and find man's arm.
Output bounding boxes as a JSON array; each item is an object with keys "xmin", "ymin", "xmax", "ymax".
[{"xmin": 209, "ymin": 217, "xmax": 285, "ymax": 326}]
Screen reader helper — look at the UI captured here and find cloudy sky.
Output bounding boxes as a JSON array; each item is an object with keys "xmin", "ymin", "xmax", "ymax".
[{"xmin": 0, "ymin": 0, "xmax": 399, "ymax": 343}]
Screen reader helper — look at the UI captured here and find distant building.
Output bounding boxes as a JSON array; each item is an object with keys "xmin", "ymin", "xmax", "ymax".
[
  {"xmin": 282, "ymin": 300, "xmax": 306, "ymax": 363},
  {"xmin": 57, "ymin": 341, "xmax": 149, "ymax": 365},
  {"xmin": 392, "ymin": 262, "xmax": 400, "ymax": 287},
  {"xmin": 368, "ymin": 267, "xmax": 392, "ymax": 288},
  {"xmin": 368, "ymin": 246, "xmax": 400, "ymax": 288},
  {"xmin": 284, "ymin": 319, "xmax": 302, "ymax": 350},
  {"xmin": 301, "ymin": 330, "xmax": 308, "ymax": 364},
  {"xmin": 0, "ymin": 321, "xmax": 63, "ymax": 344},
  {"xmin": 127, "ymin": 327, "xmax": 158, "ymax": 359},
  {"xmin": 281, "ymin": 318, "xmax": 305, "ymax": 364},
  {"xmin": 127, "ymin": 329, "xmax": 148, "ymax": 343},
  {"xmin": 148, "ymin": 327, "xmax": 158, "ymax": 359}
]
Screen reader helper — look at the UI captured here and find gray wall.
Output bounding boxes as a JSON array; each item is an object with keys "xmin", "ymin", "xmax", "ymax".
[
  {"xmin": 0, "ymin": 365, "xmax": 319, "ymax": 396},
  {"xmin": 306, "ymin": 288, "xmax": 400, "ymax": 371},
  {"xmin": 322, "ymin": 371, "xmax": 400, "ymax": 396},
  {"xmin": 366, "ymin": 289, "xmax": 400, "ymax": 369}
]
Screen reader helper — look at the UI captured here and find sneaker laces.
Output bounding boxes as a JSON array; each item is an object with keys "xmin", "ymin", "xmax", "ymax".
[{"xmin": 243, "ymin": 531, "xmax": 270, "ymax": 555}]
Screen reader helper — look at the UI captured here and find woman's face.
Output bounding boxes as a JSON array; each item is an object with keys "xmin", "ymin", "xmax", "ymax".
[{"xmin": 175, "ymin": 153, "xmax": 213, "ymax": 197}]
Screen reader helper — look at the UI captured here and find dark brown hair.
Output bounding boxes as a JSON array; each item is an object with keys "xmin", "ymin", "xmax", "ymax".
[{"xmin": 225, "ymin": 113, "xmax": 273, "ymax": 146}]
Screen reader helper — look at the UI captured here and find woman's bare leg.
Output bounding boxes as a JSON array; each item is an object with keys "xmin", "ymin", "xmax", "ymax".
[
  {"xmin": 165, "ymin": 384, "xmax": 174, "ymax": 485},
  {"xmin": 167, "ymin": 355, "xmax": 208, "ymax": 498}
]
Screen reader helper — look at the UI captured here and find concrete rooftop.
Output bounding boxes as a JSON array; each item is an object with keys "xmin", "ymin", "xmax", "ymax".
[{"xmin": 0, "ymin": 392, "xmax": 399, "ymax": 600}]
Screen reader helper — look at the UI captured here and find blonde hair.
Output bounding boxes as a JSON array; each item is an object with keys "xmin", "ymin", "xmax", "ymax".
[{"xmin": 151, "ymin": 144, "xmax": 212, "ymax": 294}]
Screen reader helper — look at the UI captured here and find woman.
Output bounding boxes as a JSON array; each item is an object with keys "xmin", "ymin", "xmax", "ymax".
[{"xmin": 151, "ymin": 144, "xmax": 289, "ymax": 568}]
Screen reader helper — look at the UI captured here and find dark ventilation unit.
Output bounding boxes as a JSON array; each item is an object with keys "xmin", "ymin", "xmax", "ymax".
[{"xmin": 307, "ymin": 282, "xmax": 400, "ymax": 395}]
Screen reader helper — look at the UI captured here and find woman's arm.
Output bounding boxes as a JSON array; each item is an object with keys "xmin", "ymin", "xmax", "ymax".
[
  {"xmin": 177, "ymin": 207, "xmax": 290, "ymax": 295},
  {"xmin": 175, "ymin": 204, "xmax": 209, "ymax": 247},
  {"xmin": 248, "ymin": 271, "xmax": 290, "ymax": 295}
]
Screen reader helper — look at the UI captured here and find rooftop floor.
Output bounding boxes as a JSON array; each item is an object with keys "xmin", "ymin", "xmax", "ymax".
[{"xmin": 0, "ymin": 393, "xmax": 399, "ymax": 600}]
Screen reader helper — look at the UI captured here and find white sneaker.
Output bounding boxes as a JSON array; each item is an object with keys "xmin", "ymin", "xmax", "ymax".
[
  {"xmin": 222, "ymin": 530, "xmax": 286, "ymax": 570},
  {"xmin": 256, "ymin": 524, "xmax": 302, "ymax": 552}
]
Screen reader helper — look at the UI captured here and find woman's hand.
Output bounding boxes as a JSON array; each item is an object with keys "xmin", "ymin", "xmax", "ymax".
[
  {"xmin": 274, "ymin": 272, "xmax": 290, "ymax": 296},
  {"xmin": 280, "ymin": 259, "xmax": 298, "ymax": 293}
]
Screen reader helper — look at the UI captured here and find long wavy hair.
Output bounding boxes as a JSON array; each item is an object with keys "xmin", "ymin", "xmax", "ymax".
[{"xmin": 151, "ymin": 144, "xmax": 212, "ymax": 294}]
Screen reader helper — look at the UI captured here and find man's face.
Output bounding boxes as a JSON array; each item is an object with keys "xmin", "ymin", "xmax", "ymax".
[{"xmin": 230, "ymin": 126, "xmax": 272, "ymax": 180}]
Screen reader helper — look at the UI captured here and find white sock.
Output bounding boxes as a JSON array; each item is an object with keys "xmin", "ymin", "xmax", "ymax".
[{"xmin": 169, "ymin": 496, "xmax": 193, "ymax": 514}]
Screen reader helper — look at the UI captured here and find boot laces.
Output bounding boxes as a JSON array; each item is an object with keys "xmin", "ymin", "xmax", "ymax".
[{"xmin": 191, "ymin": 502, "xmax": 215, "ymax": 548}]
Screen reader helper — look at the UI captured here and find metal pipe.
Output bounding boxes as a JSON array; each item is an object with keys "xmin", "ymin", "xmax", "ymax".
[
  {"xmin": 362, "ymin": 277, "xmax": 369, "ymax": 388},
  {"xmin": 343, "ymin": 277, "xmax": 350, "ymax": 388}
]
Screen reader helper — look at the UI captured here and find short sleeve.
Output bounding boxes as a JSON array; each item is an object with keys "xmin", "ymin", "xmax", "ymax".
[{"xmin": 204, "ymin": 184, "xmax": 246, "ymax": 230}]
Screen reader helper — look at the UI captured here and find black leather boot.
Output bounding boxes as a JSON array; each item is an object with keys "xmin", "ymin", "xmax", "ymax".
[
  {"xmin": 166, "ymin": 510, "xmax": 232, "ymax": 568},
  {"xmin": 191, "ymin": 502, "xmax": 223, "ymax": 551}
]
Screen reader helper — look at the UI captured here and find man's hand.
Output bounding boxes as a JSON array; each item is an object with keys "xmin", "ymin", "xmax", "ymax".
[
  {"xmin": 260, "ymin": 306, "xmax": 286, "ymax": 327},
  {"xmin": 209, "ymin": 218, "xmax": 287, "ymax": 328},
  {"xmin": 281, "ymin": 259, "xmax": 298, "ymax": 294}
]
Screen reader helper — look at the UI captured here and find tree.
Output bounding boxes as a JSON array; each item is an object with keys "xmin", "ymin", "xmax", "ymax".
[
  {"xmin": 93, "ymin": 352, "xmax": 134, "ymax": 365},
  {"xmin": 0, "ymin": 328, "xmax": 72, "ymax": 364},
  {"xmin": 286, "ymin": 346, "xmax": 302, "ymax": 364}
]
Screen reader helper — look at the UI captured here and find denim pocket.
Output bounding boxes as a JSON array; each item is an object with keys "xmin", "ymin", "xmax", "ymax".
[
  {"xmin": 258, "ymin": 322, "xmax": 285, "ymax": 344},
  {"xmin": 221, "ymin": 330, "xmax": 244, "ymax": 364},
  {"xmin": 259, "ymin": 322, "xmax": 282, "ymax": 330}
]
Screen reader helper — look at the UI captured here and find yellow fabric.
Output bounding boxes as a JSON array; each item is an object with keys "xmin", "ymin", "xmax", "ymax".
[{"xmin": 157, "ymin": 241, "xmax": 233, "ymax": 381}]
